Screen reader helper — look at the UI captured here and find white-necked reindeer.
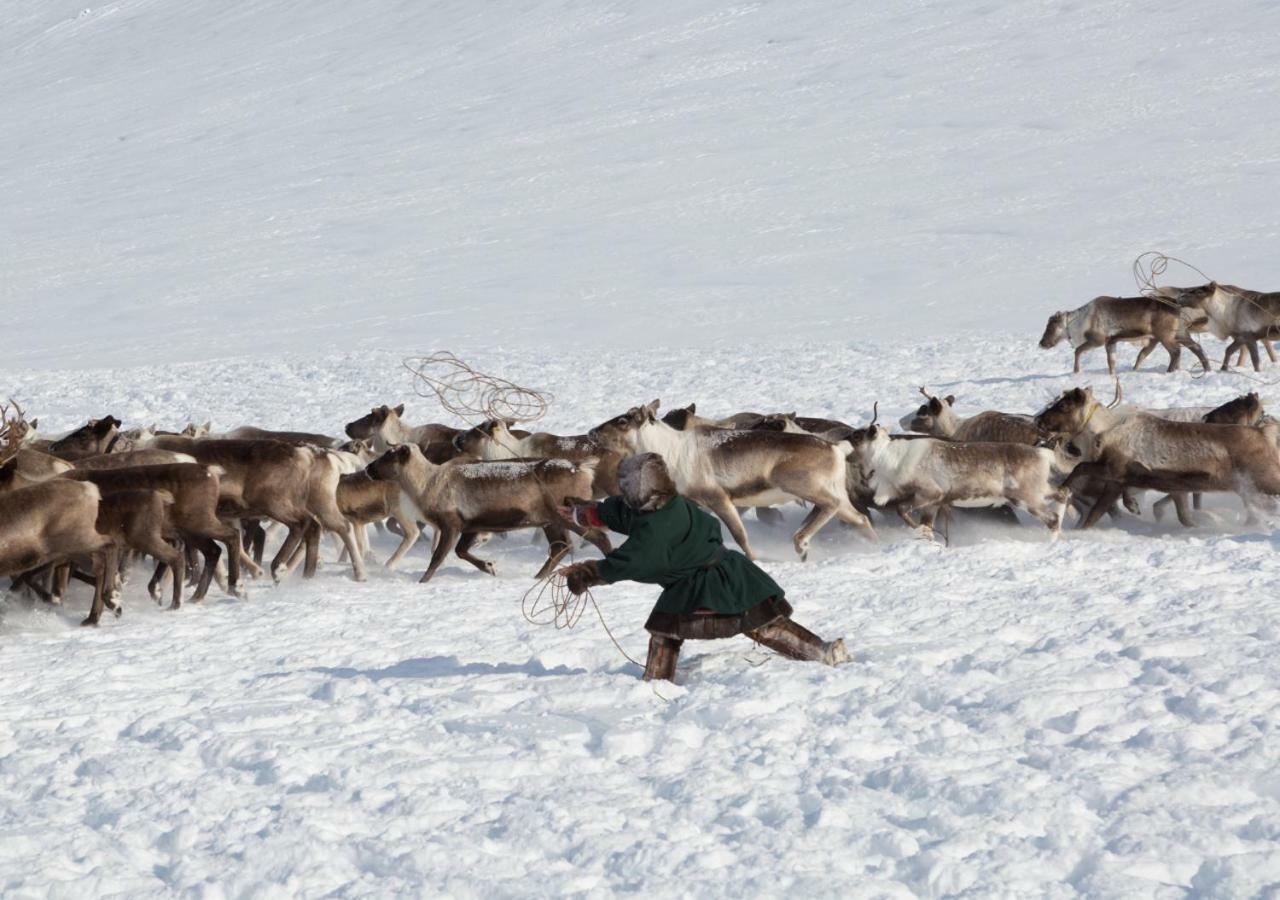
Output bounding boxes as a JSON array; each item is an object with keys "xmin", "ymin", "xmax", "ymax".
[{"xmin": 588, "ymin": 400, "xmax": 874, "ymax": 560}]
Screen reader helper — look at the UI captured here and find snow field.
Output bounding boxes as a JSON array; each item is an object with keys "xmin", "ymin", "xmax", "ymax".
[{"xmin": 3, "ymin": 335, "xmax": 1280, "ymax": 896}]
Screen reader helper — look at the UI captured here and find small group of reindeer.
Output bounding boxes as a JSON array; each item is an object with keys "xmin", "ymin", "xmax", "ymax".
[
  {"xmin": 1040, "ymin": 282, "xmax": 1280, "ymax": 374},
  {"xmin": 3, "ymin": 372, "xmax": 1280, "ymax": 627}
]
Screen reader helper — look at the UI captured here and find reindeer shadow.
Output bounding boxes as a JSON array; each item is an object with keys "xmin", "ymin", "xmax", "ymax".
[{"xmin": 312, "ymin": 655, "xmax": 586, "ymax": 680}]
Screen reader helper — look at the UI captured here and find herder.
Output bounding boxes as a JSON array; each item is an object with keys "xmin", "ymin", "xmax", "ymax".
[{"xmin": 559, "ymin": 453, "xmax": 851, "ymax": 682}]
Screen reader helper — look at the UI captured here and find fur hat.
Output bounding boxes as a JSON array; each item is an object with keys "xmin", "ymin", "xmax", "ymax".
[{"xmin": 618, "ymin": 452, "xmax": 677, "ymax": 512}]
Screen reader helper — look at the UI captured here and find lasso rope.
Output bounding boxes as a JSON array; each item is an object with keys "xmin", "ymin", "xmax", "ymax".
[
  {"xmin": 1128, "ymin": 251, "xmax": 1280, "ymax": 381},
  {"xmin": 402, "ymin": 352, "xmax": 553, "ymax": 427},
  {"xmin": 1132, "ymin": 251, "xmax": 1214, "ymax": 298}
]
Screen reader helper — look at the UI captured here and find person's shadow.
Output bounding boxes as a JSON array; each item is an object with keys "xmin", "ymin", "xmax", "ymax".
[{"xmin": 311, "ymin": 655, "xmax": 586, "ymax": 681}]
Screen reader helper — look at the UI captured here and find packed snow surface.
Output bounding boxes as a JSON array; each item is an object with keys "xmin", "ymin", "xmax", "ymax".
[
  {"xmin": 6, "ymin": 0, "xmax": 1280, "ymax": 895},
  {"xmin": 5, "ymin": 336, "xmax": 1280, "ymax": 897},
  {"xmin": 4, "ymin": 0, "xmax": 1280, "ymax": 369}
]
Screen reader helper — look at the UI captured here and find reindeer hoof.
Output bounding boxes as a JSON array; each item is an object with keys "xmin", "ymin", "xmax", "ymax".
[
  {"xmin": 484, "ymin": 562, "xmax": 497, "ymax": 576},
  {"xmin": 80, "ymin": 617, "xmax": 99, "ymax": 627}
]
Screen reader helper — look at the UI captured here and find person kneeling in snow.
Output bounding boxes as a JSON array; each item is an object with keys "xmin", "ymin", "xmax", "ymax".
[{"xmin": 559, "ymin": 453, "xmax": 851, "ymax": 682}]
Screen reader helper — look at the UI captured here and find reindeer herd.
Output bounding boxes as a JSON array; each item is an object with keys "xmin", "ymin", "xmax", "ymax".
[
  {"xmin": 2, "ymin": 337, "xmax": 1279, "ymax": 631},
  {"xmin": 1039, "ymin": 280, "xmax": 1280, "ymax": 374}
]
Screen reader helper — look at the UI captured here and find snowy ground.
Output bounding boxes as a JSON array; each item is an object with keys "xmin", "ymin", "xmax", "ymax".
[
  {"xmin": 4, "ymin": 0, "xmax": 1280, "ymax": 369},
  {"xmin": 4, "ymin": 336, "xmax": 1280, "ymax": 897}
]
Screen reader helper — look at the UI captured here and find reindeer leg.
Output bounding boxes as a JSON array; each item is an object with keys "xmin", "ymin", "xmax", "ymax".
[
  {"xmin": 833, "ymin": 497, "xmax": 877, "ymax": 541},
  {"xmin": 1266, "ymin": 340, "xmax": 1278, "ymax": 363},
  {"xmin": 1133, "ymin": 339, "xmax": 1158, "ymax": 371},
  {"xmin": 1081, "ymin": 484, "xmax": 1122, "ymax": 530},
  {"xmin": 1171, "ymin": 492, "xmax": 1196, "ymax": 527},
  {"xmin": 189, "ymin": 536, "xmax": 221, "ymax": 602},
  {"xmin": 754, "ymin": 506, "xmax": 785, "ymax": 527},
  {"xmin": 1074, "ymin": 338, "xmax": 1100, "ymax": 374},
  {"xmin": 455, "ymin": 530, "xmax": 498, "ymax": 576},
  {"xmin": 1104, "ymin": 338, "xmax": 1120, "ymax": 376},
  {"xmin": 1181, "ymin": 337, "xmax": 1211, "ymax": 372},
  {"xmin": 384, "ymin": 513, "xmax": 420, "ymax": 569},
  {"xmin": 82, "ymin": 546, "xmax": 117, "ymax": 627},
  {"xmin": 1248, "ymin": 341, "xmax": 1263, "ymax": 372},
  {"xmin": 1222, "ymin": 339, "xmax": 1243, "ymax": 371},
  {"xmin": 700, "ymin": 491, "xmax": 755, "ymax": 560},
  {"xmin": 271, "ymin": 524, "xmax": 306, "ymax": 583},
  {"xmin": 792, "ymin": 503, "xmax": 839, "ymax": 561},
  {"xmin": 1162, "ymin": 339, "xmax": 1182, "ymax": 373},
  {"xmin": 420, "ymin": 523, "xmax": 458, "ymax": 583},
  {"xmin": 534, "ymin": 525, "xmax": 576, "ymax": 580},
  {"xmin": 302, "ymin": 521, "xmax": 321, "ymax": 578}
]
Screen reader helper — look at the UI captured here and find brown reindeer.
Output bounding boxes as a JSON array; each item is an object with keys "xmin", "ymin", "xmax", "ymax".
[
  {"xmin": 344, "ymin": 405, "xmax": 461, "ymax": 451},
  {"xmin": 843, "ymin": 421, "xmax": 1075, "ymax": 537},
  {"xmin": 899, "ymin": 389, "xmax": 1042, "ymax": 444},
  {"xmin": 144, "ymin": 437, "xmax": 364, "ymax": 583},
  {"xmin": 74, "ymin": 449, "xmax": 197, "ymax": 470},
  {"xmin": 221, "ymin": 426, "xmax": 343, "ymax": 447},
  {"xmin": 1173, "ymin": 283, "xmax": 1280, "ymax": 371},
  {"xmin": 45, "ymin": 416, "xmax": 123, "ymax": 461},
  {"xmin": 0, "ymin": 449, "xmax": 75, "ymax": 493},
  {"xmin": 1039, "ymin": 297, "xmax": 1210, "ymax": 374},
  {"xmin": 452, "ymin": 418, "xmax": 622, "ymax": 496},
  {"xmin": 93, "ymin": 489, "xmax": 186, "ymax": 614},
  {"xmin": 1036, "ymin": 386, "xmax": 1280, "ymax": 528},
  {"xmin": 589, "ymin": 400, "xmax": 875, "ymax": 560},
  {"xmin": 1150, "ymin": 392, "xmax": 1268, "ymax": 525},
  {"xmin": 65, "ymin": 464, "xmax": 244, "ymax": 602},
  {"xmin": 365, "ymin": 445, "xmax": 610, "ymax": 582},
  {"xmin": 0, "ymin": 480, "xmax": 117, "ymax": 625}
]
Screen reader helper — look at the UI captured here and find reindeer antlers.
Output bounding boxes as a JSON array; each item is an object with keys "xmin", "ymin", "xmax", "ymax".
[
  {"xmin": 0, "ymin": 397, "xmax": 29, "ymax": 464},
  {"xmin": 870, "ymin": 401, "xmax": 879, "ymax": 426},
  {"xmin": 918, "ymin": 386, "xmax": 933, "ymax": 399}
]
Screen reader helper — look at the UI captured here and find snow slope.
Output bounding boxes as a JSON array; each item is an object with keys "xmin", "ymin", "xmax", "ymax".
[
  {"xmin": 4, "ymin": 0, "xmax": 1280, "ymax": 369},
  {"xmin": 4, "ymin": 336, "xmax": 1280, "ymax": 897}
]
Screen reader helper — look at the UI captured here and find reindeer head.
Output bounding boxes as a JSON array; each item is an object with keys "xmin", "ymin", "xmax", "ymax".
[
  {"xmin": 1204, "ymin": 391, "xmax": 1265, "ymax": 426},
  {"xmin": 451, "ymin": 418, "xmax": 516, "ymax": 454},
  {"xmin": 1039, "ymin": 312, "xmax": 1070, "ymax": 349},
  {"xmin": 589, "ymin": 400, "xmax": 660, "ymax": 451},
  {"xmin": 345, "ymin": 404, "xmax": 406, "ymax": 440},
  {"xmin": 339, "ymin": 439, "xmax": 376, "ymax": 464},
  {"xmin": 1034, "ymin": 387, "xmax": 1094, "ymax": 435},
  {"xmin": 752, "ymin": 412, "xmax": 800, "ymax": 433},
  {"xmin": 659, "ymin": 403, "xmax": 700, "ymax": 431},
  {"xmin": 899, "ymin": 388, "xmax": 957, "ymax": 436},
  {"xmin": 842, "ymin": 403, "xmax": 888, "ymax": 458},
  {"xmin": 365, "ymin": 443, "xmax": 420, "ymax": 481},
  {"xmin": 50, "ymin": 415, "xmax": 122, "ymax": 459},
  {"xmin": 182, "ymin": 421, "xmax": 212, "ymax": 437}
]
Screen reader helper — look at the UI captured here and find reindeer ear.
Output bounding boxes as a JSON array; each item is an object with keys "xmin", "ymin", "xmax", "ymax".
[
  {"xmin": 686, "ymin": 403, "xmax": 696, "ymax": 414},
  {"xmin": 643, "ymin": 399, "xmax": 660, "ymax": 421},
  {"xmin": 944, "ymin": 395, "xmax": 955, "ymax": 406},
  {"xmin": 29, "ymin": 418, "xmax": 37, "ymax": 430},
  {"xmin": 929, "ymin": 398, "xmax": 942, "ymax": 414},
  {"xmin": 394, "ymin": 404, "xmax": 405, "ymax": 416}
]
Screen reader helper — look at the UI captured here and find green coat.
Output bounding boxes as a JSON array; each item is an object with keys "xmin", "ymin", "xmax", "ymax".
[{"xmin": 595, "ymin": 495, "xmax": 784, "ymax": 617}]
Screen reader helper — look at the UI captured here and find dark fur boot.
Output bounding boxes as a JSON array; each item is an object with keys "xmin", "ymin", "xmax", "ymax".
[
  {"xmin": 643, "ymin": 635, "xmax": 682, "ymax": 682},
  {"xmin": 749, "ymin": 617, "xmax": 850, "ymax": 665}
]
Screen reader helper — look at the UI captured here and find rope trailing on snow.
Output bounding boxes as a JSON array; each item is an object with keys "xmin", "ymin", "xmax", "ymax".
[{"xmin": 520, "ymin": 568, "xmax": 645, "ymax": 670}]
